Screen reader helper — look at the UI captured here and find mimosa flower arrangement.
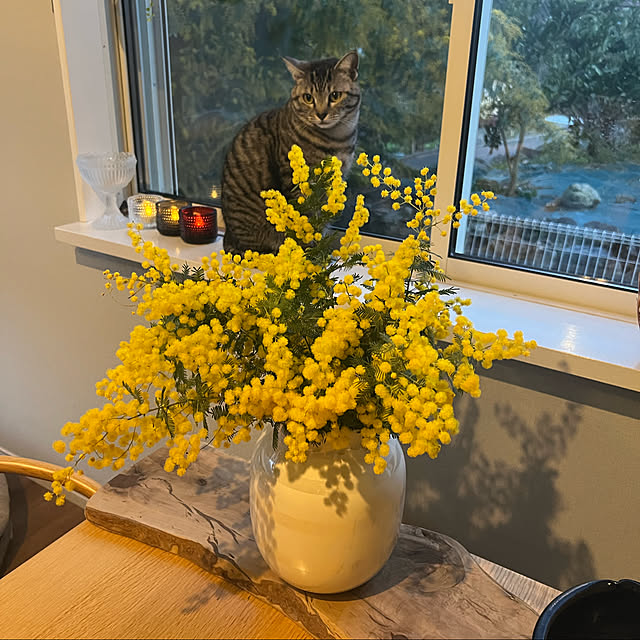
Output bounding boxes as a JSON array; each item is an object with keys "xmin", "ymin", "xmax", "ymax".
[{"xmin": 47, "ymin": 146, "xmax": 535, "ymax": 504}]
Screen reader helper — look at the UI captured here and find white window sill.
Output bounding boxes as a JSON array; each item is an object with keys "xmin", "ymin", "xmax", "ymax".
[{"xmin": 55, "ymin": 221, "xmax": 640, "ymax": 393}]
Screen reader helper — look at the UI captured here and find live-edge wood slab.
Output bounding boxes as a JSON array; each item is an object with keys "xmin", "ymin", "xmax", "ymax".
[{"xmin": 86, "ymin": 446, "xmax": 538, "ymax": 639}]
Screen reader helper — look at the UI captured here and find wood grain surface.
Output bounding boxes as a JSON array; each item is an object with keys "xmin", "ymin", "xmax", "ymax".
[
  {"xmin": 85, "ymin": 446, "xmax": 543, "ymax": 639},
  {"xmin": 0, "ymin": 521, "xmax": 310, "ymax": 639},
  {"xmin": 472, "ymin": 554, "xmax": 560, "ymax": 616}
]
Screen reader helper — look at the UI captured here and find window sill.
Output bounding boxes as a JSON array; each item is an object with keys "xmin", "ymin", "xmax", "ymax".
[{"xmin": 55, "ymin": 221, "xmax": 640, "ymax": 393}]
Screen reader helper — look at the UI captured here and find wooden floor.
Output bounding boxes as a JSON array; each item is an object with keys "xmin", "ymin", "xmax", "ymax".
[{"xmin": 1, "ymin": 475, "xmax": 85, "ymax": 576}]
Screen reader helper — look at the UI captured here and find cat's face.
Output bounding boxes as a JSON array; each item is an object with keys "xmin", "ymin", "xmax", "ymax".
[{"xmin": 284, "ymin": 51, "xmax": 360, "ymax": 130}]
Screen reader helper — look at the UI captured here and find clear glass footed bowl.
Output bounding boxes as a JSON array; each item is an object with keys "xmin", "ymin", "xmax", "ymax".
[{"xmin": 76, "ymin": 152, "xmax": 137, "ymax": 230}]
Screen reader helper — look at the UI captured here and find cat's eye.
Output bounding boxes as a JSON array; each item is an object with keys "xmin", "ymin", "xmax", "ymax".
[
  {"xmin": 302, "ymin": 93, "xmax": 314, "ymax": 104},
  {"xmin": 329, "ymin": 91, "xmax": 342, "ymax": 102}
]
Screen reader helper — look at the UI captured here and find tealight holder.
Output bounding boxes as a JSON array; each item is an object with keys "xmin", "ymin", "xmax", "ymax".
[
  {"xmin": 156, "ymin": 199, "xmax": 189, "ymax": 236},
  {"xmin": 127, "ymin": 194, "xmax": 164, "ymax": 229},
  {"xmin": 179, "ymin": 205, "xmax": 218, "ymax": 244}
]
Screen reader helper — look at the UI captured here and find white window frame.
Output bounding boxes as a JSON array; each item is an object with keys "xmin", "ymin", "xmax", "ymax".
[
  {"xmin": 428, "ymin": 0, "xmax": 636, "ymax": 321},
  {"xmin": 55, "ymin": 0, "xmax": 638, "ymax": 330},
  {"xmin": 120, "ymin": 0, "xmax": 178, "ymax": 194},
  {"xmin": 55, "ymin": 0, "xmax": 131, "ymax": 222}
]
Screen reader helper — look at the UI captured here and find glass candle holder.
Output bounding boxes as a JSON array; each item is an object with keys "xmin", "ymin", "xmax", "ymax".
[
  {"xmin": 156, "ymin": 199, "xmax": 189, "ymax": 236},
  {"xmin": 179, "ymin": 205, "xmax": 218, "ymax": 244},
  {"xmin": 127, "ymin": 194, "xmax": 164, "ymax": 229}
]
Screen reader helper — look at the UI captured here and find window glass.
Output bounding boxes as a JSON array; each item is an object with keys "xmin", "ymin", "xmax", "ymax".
[
  {"xmin": 454, "ymin": 0, "xmax": 640, "ymax": 291},
  {"xmin": 124, "ymin": 0, "xmax": 452, "ymax": 239}
]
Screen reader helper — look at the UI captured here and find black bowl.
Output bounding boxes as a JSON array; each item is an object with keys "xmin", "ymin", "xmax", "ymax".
[{"xmin": 533, "ymin": 579, "xmax": 640, "ymax": 639}]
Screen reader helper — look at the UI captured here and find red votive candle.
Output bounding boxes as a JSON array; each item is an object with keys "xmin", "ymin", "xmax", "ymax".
[{"xmin": 179, "ymin": 205, "xmax": 218, "ymax": 244}]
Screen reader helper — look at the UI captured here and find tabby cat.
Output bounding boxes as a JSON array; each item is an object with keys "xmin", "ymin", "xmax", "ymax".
[{"xmin": 221, "ymin": 50, "xmax": 360, "ymax": 254}]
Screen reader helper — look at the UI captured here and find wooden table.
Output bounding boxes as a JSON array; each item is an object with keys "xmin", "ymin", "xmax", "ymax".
[
  {"xmin": 0, "ymin": 520, "xmax": 311, "ymax": 639},
  {"xmin": 0, "ymin": 447, "xmax": 561, "ymax": 639},
  {"xmin": 0, "ymin": 520, "xmax": 559, "ymax": 639}
]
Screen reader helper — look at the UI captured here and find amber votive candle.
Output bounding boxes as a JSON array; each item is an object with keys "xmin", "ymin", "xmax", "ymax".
[
  {"xmin": 179, "ymin": 205, "xmax": 218, "ymax": 244},
  {"xmin": 156, "ymin": 199, "xmax": 189, "ymax": 236}
]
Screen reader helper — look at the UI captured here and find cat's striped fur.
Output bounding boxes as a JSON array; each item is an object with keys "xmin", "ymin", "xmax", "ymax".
[{"xmin": 221, "ymin": 51, "xmax": 360, "ymax": 254}]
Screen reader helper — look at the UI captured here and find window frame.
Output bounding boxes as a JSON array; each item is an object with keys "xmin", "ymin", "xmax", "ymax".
[
  {"xmin": 120, "ymin": 0, "xmax": 178, "ymax": 196},
  {"xmin": 431, "ymin": 0, "xmax": 636, "ymax": 320},
  {"xmin": 58, "ymin": 0, "xmax": 637, "ymax": 322}
]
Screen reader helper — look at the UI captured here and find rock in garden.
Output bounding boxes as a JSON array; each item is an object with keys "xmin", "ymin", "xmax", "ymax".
[
  {"xmin": 615, "ymin": 194, "xmax": 637, "ymax": 204},
  {"xmin": 557, "ymin": 183, "xmax": 601, "ymax": 209},
  {"xmin": 585, "ymin": 221, "xmax": 620, "ymax": 233},
  {"xmin": 543, "ymin": 216, "xmax": 577, "ymax": 227}
]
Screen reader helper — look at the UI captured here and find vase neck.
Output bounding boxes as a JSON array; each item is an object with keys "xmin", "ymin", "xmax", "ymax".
[{"xmin": 271, "ymin": 426, "xmax": 362, "ymax": 455}]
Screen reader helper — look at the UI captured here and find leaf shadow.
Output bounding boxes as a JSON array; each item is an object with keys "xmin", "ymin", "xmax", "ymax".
[{"xmin": 404, "ymin": 396, "xmax": 596, "ymax": 590}]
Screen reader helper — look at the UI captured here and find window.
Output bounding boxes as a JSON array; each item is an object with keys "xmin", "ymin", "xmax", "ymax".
[
  {"xmin": 451, "ymin": 0, "xmax": 640, "ymax": 294},
  {"xmin": 119, "ymin": 0, "xmax": 637, "ymax": 317},
  {"xmin": 454, "ymin": 0, "xmax": 640, "ymax": 289},
  {"xmin": 122, "ymin": 0, "xmax": 452, "ymax": 240}
]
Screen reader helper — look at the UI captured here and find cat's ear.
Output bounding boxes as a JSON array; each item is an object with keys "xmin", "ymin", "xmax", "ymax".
[
  {"xmin": 334, "ymin": 50, "xmax": 359, "ymax": 81},
  {"xmin": 283, "ymin": 56, "xmax": 306, "ymax": 82}
]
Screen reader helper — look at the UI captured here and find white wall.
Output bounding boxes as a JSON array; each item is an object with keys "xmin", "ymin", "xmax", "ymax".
[
  {"xmin": 0, "ymin": 0, "xmax": 137, "ymax": 484},
  {"xmin": 1, "ymin": 0, "xmax": 639, "ymax": 591}
]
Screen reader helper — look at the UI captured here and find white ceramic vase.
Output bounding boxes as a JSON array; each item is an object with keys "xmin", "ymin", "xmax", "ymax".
[{"xmin": 249, "ymin": 428, "xmax": 406, "ymax": 594}]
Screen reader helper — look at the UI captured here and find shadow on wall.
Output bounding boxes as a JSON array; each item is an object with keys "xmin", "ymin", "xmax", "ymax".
[{"xmin": 403, "ymin": 397, "xmax": 595, "ymax": 591}]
